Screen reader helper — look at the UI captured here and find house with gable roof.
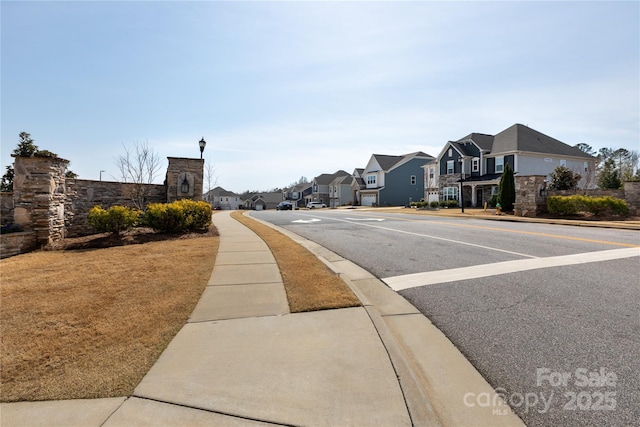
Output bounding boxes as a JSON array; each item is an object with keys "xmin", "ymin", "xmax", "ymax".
[
  {"xmin": 203, "ymin": 186, "xmax": 243, "ymax": 210},
  {"xmin": 436, "ymin": 124, "xmax": 596, "ymax": 207},
  {"xmin": 242, "ymin": 191, "xmax": 283, "ymax": 210},
  {"xmin": 359, "ymin": 152, "xmax": 435, "ymax": 207},
  {"xmin": 329, "ymin": 174, "xmax": 356, "ymax": 207},
  {"xmin": 350, "ymin": 168, "xmax": 366, "ymax": 206},
  {"xmin": 308, "ymin": 170, "xmax": 350, "ymax": 206},
  {"xmin": 283, "ymin": 182, "xmax": 313, "ymax": 208}
]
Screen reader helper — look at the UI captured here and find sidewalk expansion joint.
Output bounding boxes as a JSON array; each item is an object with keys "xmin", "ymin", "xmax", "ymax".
[
  {"xmin": 131, "ymin": 396, "xmax": 297, "ymax": 427},
  {"xmin": 99, "ymin": 396, "xmax": 130, "ymax": 427}
]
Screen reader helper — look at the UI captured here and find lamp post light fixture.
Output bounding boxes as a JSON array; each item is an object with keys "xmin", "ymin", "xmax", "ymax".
[
  {"xmin": 199, "ymin": 137, "xmax": 206, "ymax": 159},
  {"xmin": 181, "ymin": 175, "xmax": 190, "ymax": 194},
  {"xmin": 458, "ymin": 158, "xmax": 465, "ymax": 213}
]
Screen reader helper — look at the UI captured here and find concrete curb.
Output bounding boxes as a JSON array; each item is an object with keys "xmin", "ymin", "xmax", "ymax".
[{"xmin": 246, "ymin": 212, "xmax": 526, "ymax": 427}]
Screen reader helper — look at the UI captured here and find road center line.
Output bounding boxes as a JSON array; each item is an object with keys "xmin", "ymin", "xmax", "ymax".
[{"xmin": 383, "ymin": 247, "xmax": 640, "ymax": 291}]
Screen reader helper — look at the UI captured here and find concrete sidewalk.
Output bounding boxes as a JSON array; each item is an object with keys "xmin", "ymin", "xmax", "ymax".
[{"xmin": 1, "ymin": 211, "xmax": 524, "ymax": 427}]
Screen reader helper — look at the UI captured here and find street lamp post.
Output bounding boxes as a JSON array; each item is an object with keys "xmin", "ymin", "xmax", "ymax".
[
  {"xmin": 199, "ymin": 137, "xmax": 206, "ymax": 159},
  {"xmin": 458, "ymin": 158, "xmax": 465, "ymax": 213}
]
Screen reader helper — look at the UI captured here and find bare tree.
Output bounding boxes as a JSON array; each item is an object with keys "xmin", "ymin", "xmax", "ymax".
[
  {"xmin": 203, "ymin": 157, "xmax": 218, "ymax": 201},
  {"xmin": 115, "ymin": 140, "xmax": 162, "ymax": 210}
]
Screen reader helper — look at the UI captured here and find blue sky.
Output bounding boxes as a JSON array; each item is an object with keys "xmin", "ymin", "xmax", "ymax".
[{"xmin": 2, "ymin": 1, "xmax": 638, "ymax": 193}]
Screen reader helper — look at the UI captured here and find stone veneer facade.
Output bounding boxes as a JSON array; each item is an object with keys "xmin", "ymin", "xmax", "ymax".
[{"xmin": 1, "ymin": 155, "xmax": 204, "ymax": 258}]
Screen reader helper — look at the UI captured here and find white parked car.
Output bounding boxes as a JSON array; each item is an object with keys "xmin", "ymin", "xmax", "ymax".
[{"xmin": 306, "ymin": 202, "xmax": 327, "ymax": 209}]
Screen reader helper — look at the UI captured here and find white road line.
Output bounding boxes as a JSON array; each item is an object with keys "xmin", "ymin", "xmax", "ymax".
[
  {"xmin": 294, "ymin": 212, "xmax": 537, "ymax": 259},
  {"xmin": 383, "ymin": 247, "xmax": 640, "ymax": 291}
]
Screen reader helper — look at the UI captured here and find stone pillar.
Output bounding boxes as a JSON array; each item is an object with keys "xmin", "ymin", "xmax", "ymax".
[
  {"xmin": 514, "ymin": 175, "xmax": 547, "ymax": 217},
  {"xmin": 13, "ymin": 156, "xmax": 69, "ymax": 245},
  {"xmin": 165, "ymin": 157, "xmax": 205, "ymax": 203}
]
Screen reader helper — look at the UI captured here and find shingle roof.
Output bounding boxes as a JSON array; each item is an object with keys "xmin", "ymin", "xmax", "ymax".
[
  {"xmin": 314, "ymin": 170, "xmax": 350, "ymax": 185},
  {"xmin": 372, "ymin": 152, "xmax": 434, "ymax": 172},
  {"xmin": 208, "ymin": 186, "xmax": 239, "ymax": 197},
  {"xmin": 493, "ymin": 124, "xmax": 593, "ymax": 158}
]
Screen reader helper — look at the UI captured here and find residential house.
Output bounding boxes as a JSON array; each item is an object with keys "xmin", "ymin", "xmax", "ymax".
[
  {"xmin": 421, "ymin": 159, "xmax": 439, "ymax": 203},
  {"xmin": 359, "ymin": 152, "xmax": 435, "ymax": 207},
  {"xmin": 283, "ymin": 183, "xmax": 312, "ymax": 208},
  {"xmin": 435, "ymin": 124, "xmax": 596, "ymax": 207},
  {"xmin": 242, "ymin": 191, "xmax": 283, "ymax": 210},
  {"xmin": 350, "ymin": 168, "xmax": 366, "ymax": 206},
  {"xmin": 309, "ymin": 170, "xmax": 350, "ymax": 206},
  {"xmin": 203, "ymin": 186, "xmax": 243, "ymax": 210},
  {"xmin": 328, "ymin": 175, "xmax": 355, "ymax": 207}
]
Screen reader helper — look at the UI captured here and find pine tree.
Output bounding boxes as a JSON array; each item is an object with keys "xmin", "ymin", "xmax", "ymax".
[
  {"xmin": 498, "ymin": 164, "xmax": 516, "ymax": 212},
  {"xmin": 549, "ymin": 166, "xmax": 581, "ymax": 190},
  {"xmin": 13, "ymin": 132, "xmax": 39, "ymax": 157},
  {"xmin": 598, "ymin": 158, "xmax": 622, "ymax": 189}
]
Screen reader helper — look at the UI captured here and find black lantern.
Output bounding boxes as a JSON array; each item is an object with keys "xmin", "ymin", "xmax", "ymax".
[
  {"xmin": 199, "ymin": 137, "xmax": 206, "ymax": 159},
  {"xmin": 181, "ymin": 175, "xmax": 189, "ymax": 193}
]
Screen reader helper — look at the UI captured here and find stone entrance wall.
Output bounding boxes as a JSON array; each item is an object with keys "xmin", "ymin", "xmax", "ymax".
[
  {"xmin": 1, "ymin": 155, "xmax": 204, "ymax": 258},
  {"xmin": 514, "ymin": 176, "xmax": 640, "ymax": 217}
]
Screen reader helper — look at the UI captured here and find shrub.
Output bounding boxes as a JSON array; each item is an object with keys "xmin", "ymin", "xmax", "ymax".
[
  {"xmin": 582, "ymin": 196, "xmax": 629, "ymax": 216},
  {"xmin": 143, "ymin": 200, "xmax": 212, "ymax": 233},
  {"xmin": 430, "ymin": 201, "xmax": 439, "ymax": 208},
  {"xmin": 87, "ymin": 205, "xmax": 140, "ymax": 234},
  {"xmin": 498, "ymin": 164, "xmax": 516, "ymax": 211},
  {"xmin": 547, "ymin": 195, "xmax": 629, "ymax": 217}
]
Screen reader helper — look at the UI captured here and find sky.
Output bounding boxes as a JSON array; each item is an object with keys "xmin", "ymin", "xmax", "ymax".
[{"xmin": 2, "ymin": 1, "xmax": 638, "ymax": 193}]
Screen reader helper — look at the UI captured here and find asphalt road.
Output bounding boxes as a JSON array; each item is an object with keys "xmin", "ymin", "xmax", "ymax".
[{"xmin": 250, "ymin": 208, "xmax": 640, "ymax": 427}]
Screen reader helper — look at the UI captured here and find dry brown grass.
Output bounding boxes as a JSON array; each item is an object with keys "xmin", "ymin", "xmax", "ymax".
[
  {"xmin": 231, "ymin": 211, "xmax": 360, "ymax": 313},
  {"xmin": 0, "ymin": 235, "xmax": 217, "ymax": 402}
]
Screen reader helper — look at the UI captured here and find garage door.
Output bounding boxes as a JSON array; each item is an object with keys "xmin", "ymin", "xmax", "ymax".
[{"xmin": 361, "ymin": 194, "xmax": 377, "ymax": 207}]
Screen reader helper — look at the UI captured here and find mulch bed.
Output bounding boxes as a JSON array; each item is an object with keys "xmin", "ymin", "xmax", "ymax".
[{"xmin": 44, "ymin": 225, "xmax": 219, "ymax": 251}]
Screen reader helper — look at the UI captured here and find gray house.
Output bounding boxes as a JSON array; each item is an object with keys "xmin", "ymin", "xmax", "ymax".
[
  {"xmin": 359, "ymin": 152, "xmax": 435, "ymax": 206},
  {"xmin": 435, "ymin": 124, "xmax": 596, "ymax": 207},
  {"xmin": 242, "ymin": 191, "xmax": 283, "ymax": 210},
  {"xmin": 283, "ymin": 183, "xmax": 312, "ymax": 208},
  {"xmin": 328, "ymin": 174, "xmax": 355, "ymax": 207},
  {"xmin": 309, "ymin": 170, "xmax": 350, "ymax": 206},
  {"xmin": 203, "ymin": 186, "xmax": 243, "ymax": 210}
]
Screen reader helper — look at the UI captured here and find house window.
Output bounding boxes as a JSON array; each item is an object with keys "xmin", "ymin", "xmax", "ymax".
[
  {"xmin": 495, "ymin": 157, "xmax": 504, "ymax": 173},
  {"xmin": 560, "ymin": 159, "xmax": 567, "ymax": 167},
  {"xmin": 429, "ymin": 168, "xmax": 434, "ymax": 179},
  {"xmin": 447, "ymin": 160, "xmax": 454, "ymax": 174},
  {"xmin": 410, "ymin": 175, "xmax": 416, "ymax": 185},
  {"xmin": 491, "ymin": 185, "xmax": 499, "ymax": 196},
  {"xmin": 584, "ymin": 162, "xmax": 588, "ymax": 173},
  {"xmin": 448, "ymin": 148, "xmax": 453, "ymax": 157},
  {"xmin": 367, "ymin": 175, "xmax": 376, "ymax": 185},
  {"xmin": 443, "ymin": 187, "xmax": 458, "ymax": 200},
  {"xmin": 472, "ymin": 158, "xmax": 479, "ymax": 172}
]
